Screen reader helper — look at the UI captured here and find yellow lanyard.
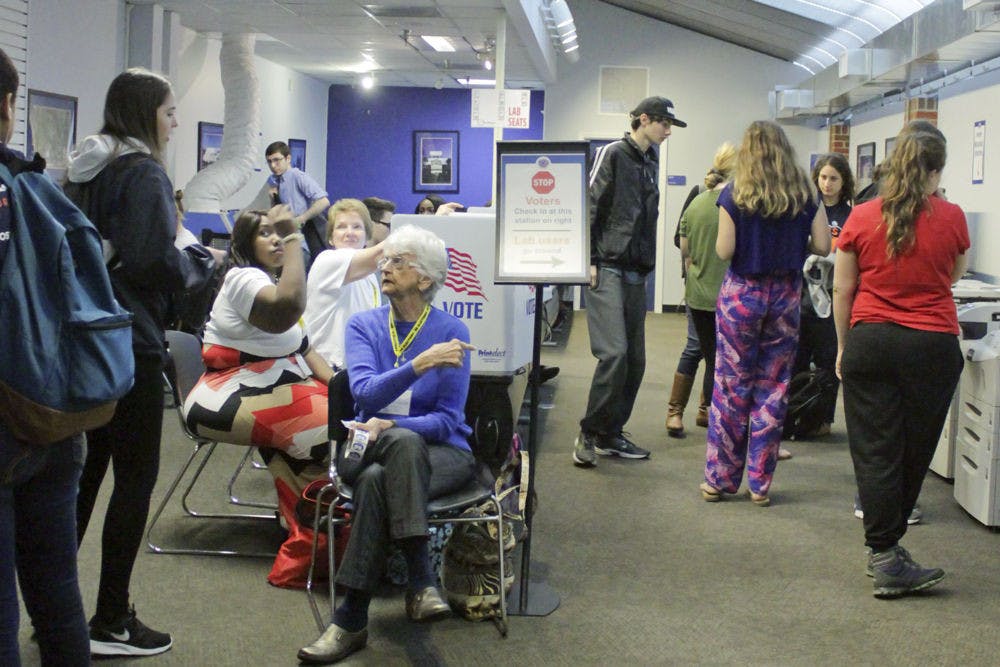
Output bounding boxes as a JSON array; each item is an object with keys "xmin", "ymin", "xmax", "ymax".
[
  {"xmin": 371, "ymin": 281, "xmax": 380, "ymax": 308},
  {"xmin": 389, "ymin": 303, "xmax": 430, "ymax": 367}
]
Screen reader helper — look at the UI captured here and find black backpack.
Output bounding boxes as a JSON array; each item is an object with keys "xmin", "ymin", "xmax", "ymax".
[{"xmin": 783, "ymin": 368, "xmax": 837, "ymax": 440}]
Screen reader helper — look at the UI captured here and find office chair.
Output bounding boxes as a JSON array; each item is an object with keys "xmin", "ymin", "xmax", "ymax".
[
  {"xmin": 305, "ymin": 370, "xmax": 514, "ymax": 637},
  {"xmin": 146, "ymin": 329, "xmax": 278, "ymax": 557}
]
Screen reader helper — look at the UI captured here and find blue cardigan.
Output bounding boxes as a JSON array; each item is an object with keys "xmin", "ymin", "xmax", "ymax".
[{"xmin": 344, "ymin": 305, "xmax": 472, "ymax": 452}]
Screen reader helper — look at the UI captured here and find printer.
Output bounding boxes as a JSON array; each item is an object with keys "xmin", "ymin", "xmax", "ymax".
[
  {"xmin": 953, "ymin": 325, "xmax": 1000, "ymax": 527},
  {"xmin": 930, "ymin": 299, "xmax": 1000, "ymax": 479}
]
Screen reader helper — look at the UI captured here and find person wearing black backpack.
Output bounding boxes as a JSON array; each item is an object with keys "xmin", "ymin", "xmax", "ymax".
[
  {"xmin": 67, "ymin": 68, "xmax": 216, "ymax": 658},
  {"xmin": 0, "ymin": 46, "xmax": 91, "ymax": 667}
]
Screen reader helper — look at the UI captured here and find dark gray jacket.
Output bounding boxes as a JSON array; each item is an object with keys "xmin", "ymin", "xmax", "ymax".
[
  {"xmin": 72, "ymin": 154, "xmax": 215, "ymax": 358},
  {"xmin": 588, "ymin": 133, "xmax": 659, "ymax": 273}
]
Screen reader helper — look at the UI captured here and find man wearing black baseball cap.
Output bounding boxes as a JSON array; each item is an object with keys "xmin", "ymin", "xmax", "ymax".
[{"xmin": 573, "ymin": 95, "xmax": 686, "ymax": 468}]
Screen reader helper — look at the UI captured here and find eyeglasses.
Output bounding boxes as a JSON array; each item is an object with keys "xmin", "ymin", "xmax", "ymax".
[{"xmin": 377, "ymin": 255, "xmax": 413, "ymax": 271}]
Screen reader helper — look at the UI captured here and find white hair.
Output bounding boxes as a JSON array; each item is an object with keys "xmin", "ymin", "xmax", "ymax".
[{"xmin": 383, "ymin": 224, "xmax": 449, "ymax": 301}]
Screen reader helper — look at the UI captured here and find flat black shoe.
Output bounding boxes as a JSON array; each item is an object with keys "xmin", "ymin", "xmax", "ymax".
[{"xmin": 297, "ymin": 623, "xmax": 367, "ymax": 664}]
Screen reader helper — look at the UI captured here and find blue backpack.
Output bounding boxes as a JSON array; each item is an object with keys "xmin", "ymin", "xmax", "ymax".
[{"xmin": 0, "ymin": 159, "xmax": 134, "ymax": 444}]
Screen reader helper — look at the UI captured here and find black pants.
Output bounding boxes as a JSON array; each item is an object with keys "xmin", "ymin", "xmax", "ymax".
[
  {"xmin": 335, "ymin": 428, "xmax": 475, "ymax": 592},
  {"xmin": 689, "ymin": 307, "xmax": 717, "ymax": 408},
  {"xmin": 78, "ymin": 353, "xmax": 165, "ymax": 624},
  {"xmin": 793, "ymin": 311, "xmax": 840, "ymax": 423},
  {"xmin": 841, "ymin": 323, "xmax": 962, "ymax": 551}
]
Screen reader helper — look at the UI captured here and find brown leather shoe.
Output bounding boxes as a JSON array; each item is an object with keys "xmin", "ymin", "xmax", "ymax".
[
  {"xmin": 297, "ymin": 623, "xmax": 367, "ymax": 664},
  {"xmin": 405, "ymin": 586, "xmax": 450, "ymax": 622}
]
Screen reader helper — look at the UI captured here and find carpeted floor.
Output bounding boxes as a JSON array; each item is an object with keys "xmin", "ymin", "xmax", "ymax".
[{"xmin": 20, "ymin": 309, "xmax": 1000, "ymax": 666}]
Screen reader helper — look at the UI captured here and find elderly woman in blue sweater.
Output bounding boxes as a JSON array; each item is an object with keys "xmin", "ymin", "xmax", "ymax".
[{"xmin": 298, "ymin": 224, "xmax": 476, "ymax": 665}]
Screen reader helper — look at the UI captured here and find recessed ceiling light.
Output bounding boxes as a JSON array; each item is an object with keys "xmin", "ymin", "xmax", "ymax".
[
  {"xmin": 421, "ymin": 35, "xmax": 455, "ymax": 52},
  {"xmin": 457, "ymin": 77, "xmax": 495, "ymax": 86}
]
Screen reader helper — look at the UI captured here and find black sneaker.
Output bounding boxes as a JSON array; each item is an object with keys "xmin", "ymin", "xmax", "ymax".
[
  {"xmin": 90, "ymin": 607, "xmax": 173, "ymax": 657},
  {"xmin": 594, "ymin": 432, "xmax": 650, "ymax": 459},
  {"xmin": 870, "ymin": 546, "xmax": 944, "ymax": 599}
]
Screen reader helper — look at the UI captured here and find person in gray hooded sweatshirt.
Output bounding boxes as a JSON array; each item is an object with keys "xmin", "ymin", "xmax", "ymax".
[{"xmin": 67, "ymin": 68, "xmax": 215, "ymax": 658}]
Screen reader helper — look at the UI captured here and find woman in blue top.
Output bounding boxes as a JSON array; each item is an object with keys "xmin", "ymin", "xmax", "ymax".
[
  {"xmin": 700, "ymin": 121, "xmax": 830, "ymax": 506},
  {"xmin": 298, "ymin": 225, "xmax": 476, "ymax": 665}
]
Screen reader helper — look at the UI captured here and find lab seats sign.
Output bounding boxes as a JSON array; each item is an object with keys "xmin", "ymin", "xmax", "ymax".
[{"xmin": 470, "ymin": 89, "xmax": 531, "ymax": 128}]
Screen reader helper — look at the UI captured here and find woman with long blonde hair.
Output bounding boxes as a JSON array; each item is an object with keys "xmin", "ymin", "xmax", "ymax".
[
  {"xmin": 834, "ymin": 129, "xmax": 967, "ymax": 598},
  {"xmin": 700, "ymin": 121, "xmax": 830, "ymax": 506}
]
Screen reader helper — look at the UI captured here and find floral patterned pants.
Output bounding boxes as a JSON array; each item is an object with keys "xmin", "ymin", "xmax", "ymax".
[{"xmin": 704, "ymin": 270, "xmax": 801, "ymax": 496}]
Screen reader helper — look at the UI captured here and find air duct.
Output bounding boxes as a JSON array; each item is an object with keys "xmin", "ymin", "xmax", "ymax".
[
  {"xmin": 183, "ymin": 33, "xmax": 260, "ymax": 212},
  {"xmin": 774, "ymin": 0, "xmax": 1000, "ymax": 123}
]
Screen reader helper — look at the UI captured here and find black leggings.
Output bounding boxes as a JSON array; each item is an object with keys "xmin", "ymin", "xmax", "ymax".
[
  {"xmin": 689, "ymin": 307, "xmax": 717, "ymax": 408},
  {"xmin": 77, "ymin": 353, "xmax": 165, "ymax": 624}
]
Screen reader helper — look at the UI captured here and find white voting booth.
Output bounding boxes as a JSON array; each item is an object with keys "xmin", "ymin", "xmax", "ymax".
[{"xmin": 390, "ymin": 212, "xmax": 534, "ymax": 375}]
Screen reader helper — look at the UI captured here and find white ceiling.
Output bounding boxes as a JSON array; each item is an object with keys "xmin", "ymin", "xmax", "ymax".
[
  {"xmin": 138, "ymin": 0, "xmax": 545, "ymax": 89},
  {"xmin": 135, "ymin": 0, "xmax": 938, "ymax": 88}
]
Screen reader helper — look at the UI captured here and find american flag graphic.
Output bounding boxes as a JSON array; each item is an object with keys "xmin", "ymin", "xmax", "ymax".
[{"xmin": 445, "ymin": 247, "xmax": 487, "ymax": 300}]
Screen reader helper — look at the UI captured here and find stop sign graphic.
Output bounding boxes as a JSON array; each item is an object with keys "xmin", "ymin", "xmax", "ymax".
[{"xmin": 532, "ymin": 171, "xmax": 555, "ymax": 194}]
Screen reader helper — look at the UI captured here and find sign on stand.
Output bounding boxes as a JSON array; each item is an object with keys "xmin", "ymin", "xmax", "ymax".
[
  {"xmin": 495, "ymin": 141, "xmax": 590, "ymax": 284},
  {"xmin": 492, "ymin": 142, "xmax": 589, "ymax": 618}
]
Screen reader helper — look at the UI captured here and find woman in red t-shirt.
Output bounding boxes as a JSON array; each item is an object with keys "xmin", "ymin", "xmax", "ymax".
[{"xmin": 834, "ymin": 129, "xmax": 968, "ymax": 600}]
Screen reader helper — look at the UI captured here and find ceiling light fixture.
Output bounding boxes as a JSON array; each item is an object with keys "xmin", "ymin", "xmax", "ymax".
[
  {"xmin": 457, "ymin": 77, "xmax": 495, "ymax": 86},
  {"xmin": 421, "ymin": 35, "xmax": 455, "ymax": 52},
  {"xmin": 541, "ymin": 0, "xmax": 580, "ymax": 64}
]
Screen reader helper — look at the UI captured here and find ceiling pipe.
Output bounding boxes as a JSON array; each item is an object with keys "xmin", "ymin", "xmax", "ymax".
[{"xmin": 182, "ymin": 33, "xmax": 260, "ymax": 212}]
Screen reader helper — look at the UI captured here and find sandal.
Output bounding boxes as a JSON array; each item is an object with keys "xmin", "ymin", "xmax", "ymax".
[
  {"xmin": 700, "ymin": 482, "xmax": 722, "ymax": 502},
  {"xmin": 749, "ymin": 490, "xmax": 771, "ymax": 507}
]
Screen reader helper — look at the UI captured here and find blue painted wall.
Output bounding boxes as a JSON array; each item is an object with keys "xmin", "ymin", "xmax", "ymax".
[{"xmin": 325, "ymin": 85, "xmax": 545, "ymax": 213}]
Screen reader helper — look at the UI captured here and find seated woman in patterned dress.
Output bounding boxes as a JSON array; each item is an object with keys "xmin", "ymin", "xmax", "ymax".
[{"xmin": 182, "ymin": 204, "xmax": 332, "ymax": 460}]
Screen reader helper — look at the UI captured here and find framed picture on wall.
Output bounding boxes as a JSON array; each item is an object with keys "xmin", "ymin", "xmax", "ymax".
[
  {"xmin": 413, "ymin": 130, "xmax": 459, "ymax": 193},
  {"xmin": 884, "ymin": 136, "xmax": 897, "ymax": 161},
  {"xmin": 26, "ymin": 89, "xmax": 77, "ymax": 181},
  {"xmin": 856, "ymin": 141, "xmax": 876, "ymax": 187},
  {"xmin": 197, "ymin": 121, "xmax": 224, "ymax": 171},
  {"xmin": 288, "ymin": 138, "xmax": 306, "ymax": 170},
  {"xmin": 598, "ymin": 66, "xmax": 648, "ymax": 115}
]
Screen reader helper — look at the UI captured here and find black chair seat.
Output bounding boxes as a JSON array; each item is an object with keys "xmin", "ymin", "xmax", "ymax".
[
  {"xmin": 428, "ymin": 480, "xmax": 493, "ymax": 514},
  {"xmin": 334, "ymin": 478, "xmax": 492, "ymax": 516}
]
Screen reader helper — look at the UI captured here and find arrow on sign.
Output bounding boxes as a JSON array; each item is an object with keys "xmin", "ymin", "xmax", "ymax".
[{"xmin": 521, "ymin": 256, "xmax": 565, "ymax": 267}]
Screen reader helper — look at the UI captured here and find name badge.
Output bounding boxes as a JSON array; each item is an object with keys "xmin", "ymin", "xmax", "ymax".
[{"xmin": 382, "ymin": 390, "xmax": 412, "ymax": 417}]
